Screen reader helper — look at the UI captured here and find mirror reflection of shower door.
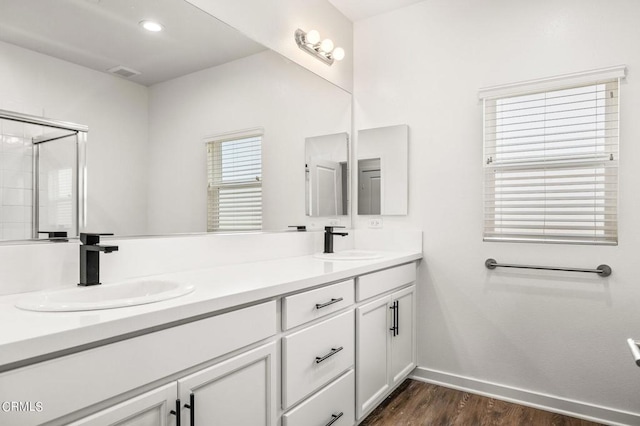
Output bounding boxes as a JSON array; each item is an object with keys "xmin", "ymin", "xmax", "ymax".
[
  {"xmin": 358, "ymin": 158, "xmax": 381, "ymax": 215},
  {"xmin": 309, "ymin": 158, "xmax": 343, "ymax": 216},
  {"xmin": 34, "ymin": 131, "xmax": 79, "ymax": 239},
  {"xmin": 0, "ymin": 110, "xmax": 86, "ymax": 242}
]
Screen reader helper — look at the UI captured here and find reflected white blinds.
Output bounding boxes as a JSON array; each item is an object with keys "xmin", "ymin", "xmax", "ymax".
[
  {"xmin": 206, "ymin": 134, "xmax": 262, "ymax": 232},
  {"xmin": 482, "ymin": 75, "xmax": 620, "ymax": 245}
]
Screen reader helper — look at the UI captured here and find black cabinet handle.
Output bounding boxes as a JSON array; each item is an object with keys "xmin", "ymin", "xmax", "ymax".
[
  {"xmin": 170, "ymin": 399, "xmax": 181, "ymax": 426},
  {"xmin": 396, "ymin": 300, "xmax": 400, "ymax": 336},
  {"xmin": 315, "ymin": 346, "xmax": 343, "ymax": 364},
  {"xmin": 315, "ymin": 297, "xmax": 344, "ymax": 309},
  {"xmin": 324, "ymin": 411, "xmax": 344, "ymax": 426},
  {"xmin": 183, "ymin": 393, "xmax": 195, "ymax": 426},
  {"xmin": 389, "ymin": 301, "xmax": 398, "ymax": 336}
]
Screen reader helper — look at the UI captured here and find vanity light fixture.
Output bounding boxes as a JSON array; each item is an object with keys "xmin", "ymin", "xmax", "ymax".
[
  {"xmin": 139, "ymin": 20, "xmax": 164, "ymax": 32},
  {"xmin": 295, "ymin": 28, "xmax": 345, "ymax": 66}
]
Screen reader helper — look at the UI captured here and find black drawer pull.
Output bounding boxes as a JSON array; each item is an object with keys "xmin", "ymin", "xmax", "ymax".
[
  {"xmin": 315, "ymin": 346, "xmax": 344, "ymax": 364},
  {"xmin": 315, "ymin": 297, "xmax": 344, "ymax": 309},
  {"xmin": 324, "ymin": 411, "xmax": 344, "ymax": 426},
  {"xmin": 170, "ymin": 399, "xmax": 181, "ymax": 426}
]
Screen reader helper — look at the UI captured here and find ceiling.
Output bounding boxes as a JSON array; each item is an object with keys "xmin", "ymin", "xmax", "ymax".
[
  {"xmin": 328, "ymin": 0, "xmax": 425, "ymax": 22},
  {"xmin": 0, "ymin": 0, "xmax": 267, "ymax": 86}
]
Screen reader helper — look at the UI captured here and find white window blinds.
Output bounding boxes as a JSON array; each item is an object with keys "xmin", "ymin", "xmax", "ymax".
[
  {"xmin": 206, "ymin": 132, "xmax": 262, "ymax": 232},
  {"xmin": 482, "ymin": 70, "xmax": 622, "ymax": 245}
]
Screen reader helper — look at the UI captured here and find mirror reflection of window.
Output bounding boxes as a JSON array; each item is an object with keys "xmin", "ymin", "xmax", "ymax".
[
  {"xmin": 358, "ymin": 158, "xmax": 381, "ymax": 215},
  {"xmin": 206, "ymin": 132, "xmax": 263, "ymax": 232}
]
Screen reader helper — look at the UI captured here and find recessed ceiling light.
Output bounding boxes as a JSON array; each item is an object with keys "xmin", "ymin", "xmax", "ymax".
[{"xmin": 139, "ymin": 20, "xmax": 164, "ymax": 32}]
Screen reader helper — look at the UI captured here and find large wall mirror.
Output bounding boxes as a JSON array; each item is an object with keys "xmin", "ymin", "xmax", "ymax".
[
  {"xmin": 0, "ymin": 0, "xmax": 351, "ymax": 242},
  {"xmin": 357, "ymin": 125, "xmax": 408, "ymax": 215}
]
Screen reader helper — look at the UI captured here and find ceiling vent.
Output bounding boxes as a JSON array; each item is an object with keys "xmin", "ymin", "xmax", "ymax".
[{"xmin": 107, "ymin": 65, "xmax": 141, "ymax": 78}]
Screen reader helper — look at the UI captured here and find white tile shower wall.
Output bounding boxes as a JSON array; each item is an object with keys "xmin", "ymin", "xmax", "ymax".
[
  {"xmin": 0, "ymin": 230, "xmax": 355, "ymax": 296},
  {"xmin": 0, "ymin": 120, "xmax": 34, "ymax": 241}
]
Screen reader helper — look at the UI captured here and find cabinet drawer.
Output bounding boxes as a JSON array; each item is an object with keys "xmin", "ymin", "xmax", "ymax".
[
  {"xmin": 283, "ymin": 369, "xmax": 354, "ymax": 426},
  {"xmin": 282, "ymin": 279, "xmax": 354, "ymax": 330},
  {"xmin": 282, "ymin": 310, "xmax": 354, "ymax": 409},
  {"xmin": 356, "ymin": 263, "xmax": 416, "ymax": 301}
]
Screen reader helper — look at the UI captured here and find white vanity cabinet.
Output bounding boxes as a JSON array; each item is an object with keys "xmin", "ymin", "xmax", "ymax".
[
  {"xmin": 282, "ymin": 310, "xmax": 355, "ymax": 408},
  {"xmin": 1, "ymin": 301, "xmax": 277, "ymax": 426},
  {"xmin": 0, "ymin": 256, "xmax": 421, "ymax": 426},
  {"xmin": 177, "ymin": 342, "xmax": 277, "ymax": 426},
  {"xmin": 68, "ymin": 383, "xmax": 178, "ymax": 426},
  {"xmin": 281, "ymin": 279, "xmax": 356, "ymax": 426},
  {"xmin": 282, "ymin": 369, "xmax": 355, "ymax": 426},
  {"xmin": 68, "ymin": 342, "xmax": 277, "ymax": 426},
  {"xmin": 355, "ymin": 264, "xmax": 417, "ymax": 420}
]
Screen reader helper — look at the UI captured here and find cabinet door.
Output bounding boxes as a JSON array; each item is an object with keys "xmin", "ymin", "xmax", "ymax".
[
  {"xmin": 390, "ymin": 285, "xmax": 416, "ymax": 386},
  {"xmin": 68, "ymin": 383, "xmax": 177, "ymax": 426},
  {"xmin": 355, "ymin": 295, "xmax": 391, "ymax": 419},
  {"xmin": 178, "ymin": 342, "xmax": 277, "ymax": 426}
]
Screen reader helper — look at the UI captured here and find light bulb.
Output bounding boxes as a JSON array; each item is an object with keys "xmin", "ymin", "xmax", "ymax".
[
  {"xmin": 320, "ymin": 38, "xmax": 334, "ymax": 53},
  {"xmin": 332, "ymin": 47, "xmax": 345, "ymax": 61},
  {"xmin": 140, "ymin": 20, "xmax": 164, "ymax": 32},
  {"xmin": 306, "ymin": 29, "xmax": 320, "ymax": 45}
]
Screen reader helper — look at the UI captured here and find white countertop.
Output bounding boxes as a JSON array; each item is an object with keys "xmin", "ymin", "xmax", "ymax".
[{"xmin": 0, "ymin": 250, "xmax": 421, "ymax": 370}]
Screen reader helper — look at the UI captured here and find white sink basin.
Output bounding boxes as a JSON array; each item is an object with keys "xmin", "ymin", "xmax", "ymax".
[
  {"xmin": 314, "ymin": 250, "xmax": 383, "ymax": 261},
  {"xmin": 15, "ymin": 279, "xmax": 195, "ymax": 312}
]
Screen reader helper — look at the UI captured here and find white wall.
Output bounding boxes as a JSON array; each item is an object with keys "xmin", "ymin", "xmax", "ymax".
[
  {"xmin": 186, "ymin": 0, "xmax": 353, "ymax": 92},
  {"xmin": 354, "ymin": 0, "xmax": 640, "ymax": 422},
  {"xmin": 147, "ymin": 50, "xmax": 351, "ymax": 233},
  {"xmin": 0, "ymin": 41, "xmax": 150, "ymax": 236}
]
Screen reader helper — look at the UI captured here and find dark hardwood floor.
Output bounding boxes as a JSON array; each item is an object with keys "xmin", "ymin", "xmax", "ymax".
[{"xmin": 359, "ymin": 380, "xmax": 604, "ymax": 426}]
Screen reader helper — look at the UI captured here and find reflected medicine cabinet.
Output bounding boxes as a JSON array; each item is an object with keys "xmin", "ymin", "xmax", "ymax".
[
  {"xmin": 305, "ymin": 132, "xmax": 349, "ymax": 217},
  {"xmin": 357, "ymin": 125, "xmax": 408, "ymax": 216}
]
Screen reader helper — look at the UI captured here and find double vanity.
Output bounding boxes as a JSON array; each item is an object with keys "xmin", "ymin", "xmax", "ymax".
[{"xmin": 0, "ymin": 239, "xmax": 421, "ymax": 426}]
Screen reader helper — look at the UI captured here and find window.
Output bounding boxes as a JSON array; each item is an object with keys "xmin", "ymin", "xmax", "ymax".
[
  {"xmin": 481, "ymin": 67, "xmax": 624, "ymax": 245},
  {"xmin": 206, "ymin": 130, "xmax": 262, "ymax": 232}
]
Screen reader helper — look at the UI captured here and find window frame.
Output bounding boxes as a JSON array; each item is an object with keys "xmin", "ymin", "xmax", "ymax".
[
  {"xmin": 479, "ymin": 66, "xmax": 625, "ymax": 245},
  {"xmin": 205, "ymin": 128, "xmax": 263, "ymax": 233}
]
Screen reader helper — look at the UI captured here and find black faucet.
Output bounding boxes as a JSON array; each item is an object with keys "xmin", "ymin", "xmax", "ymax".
[
  {"xmin": 324, "ymin": 226, "xmax": 348, "ymax": 254},
  {"xmin": 79, "ymin": 233, "xmax": 119, "ymax": 286}
]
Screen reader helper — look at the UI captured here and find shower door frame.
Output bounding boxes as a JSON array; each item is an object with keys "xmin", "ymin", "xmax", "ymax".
[{"xmin": 0, "ymin": 108, "xmax": 87, "ymax": 241}]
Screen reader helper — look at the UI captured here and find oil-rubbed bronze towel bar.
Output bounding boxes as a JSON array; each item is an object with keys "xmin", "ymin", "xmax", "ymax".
[{"xmin": 485, "ymin": 258, "xmax": 612, "ymax": 277}]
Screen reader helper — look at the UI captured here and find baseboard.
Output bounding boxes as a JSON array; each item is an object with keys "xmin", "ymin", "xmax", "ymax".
[{"xmin": 410, "ymin": 367, "xmax": 640, "ymax": 426}]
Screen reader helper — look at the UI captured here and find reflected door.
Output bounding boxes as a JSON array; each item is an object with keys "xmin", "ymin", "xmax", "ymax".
[
  {"xmin": 309, "ymin": 158, "xmax": 343, "ymax": 216},
  {"xmin": 358, "ymin": 159, "xmax": 381, "ymax": 215}
]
